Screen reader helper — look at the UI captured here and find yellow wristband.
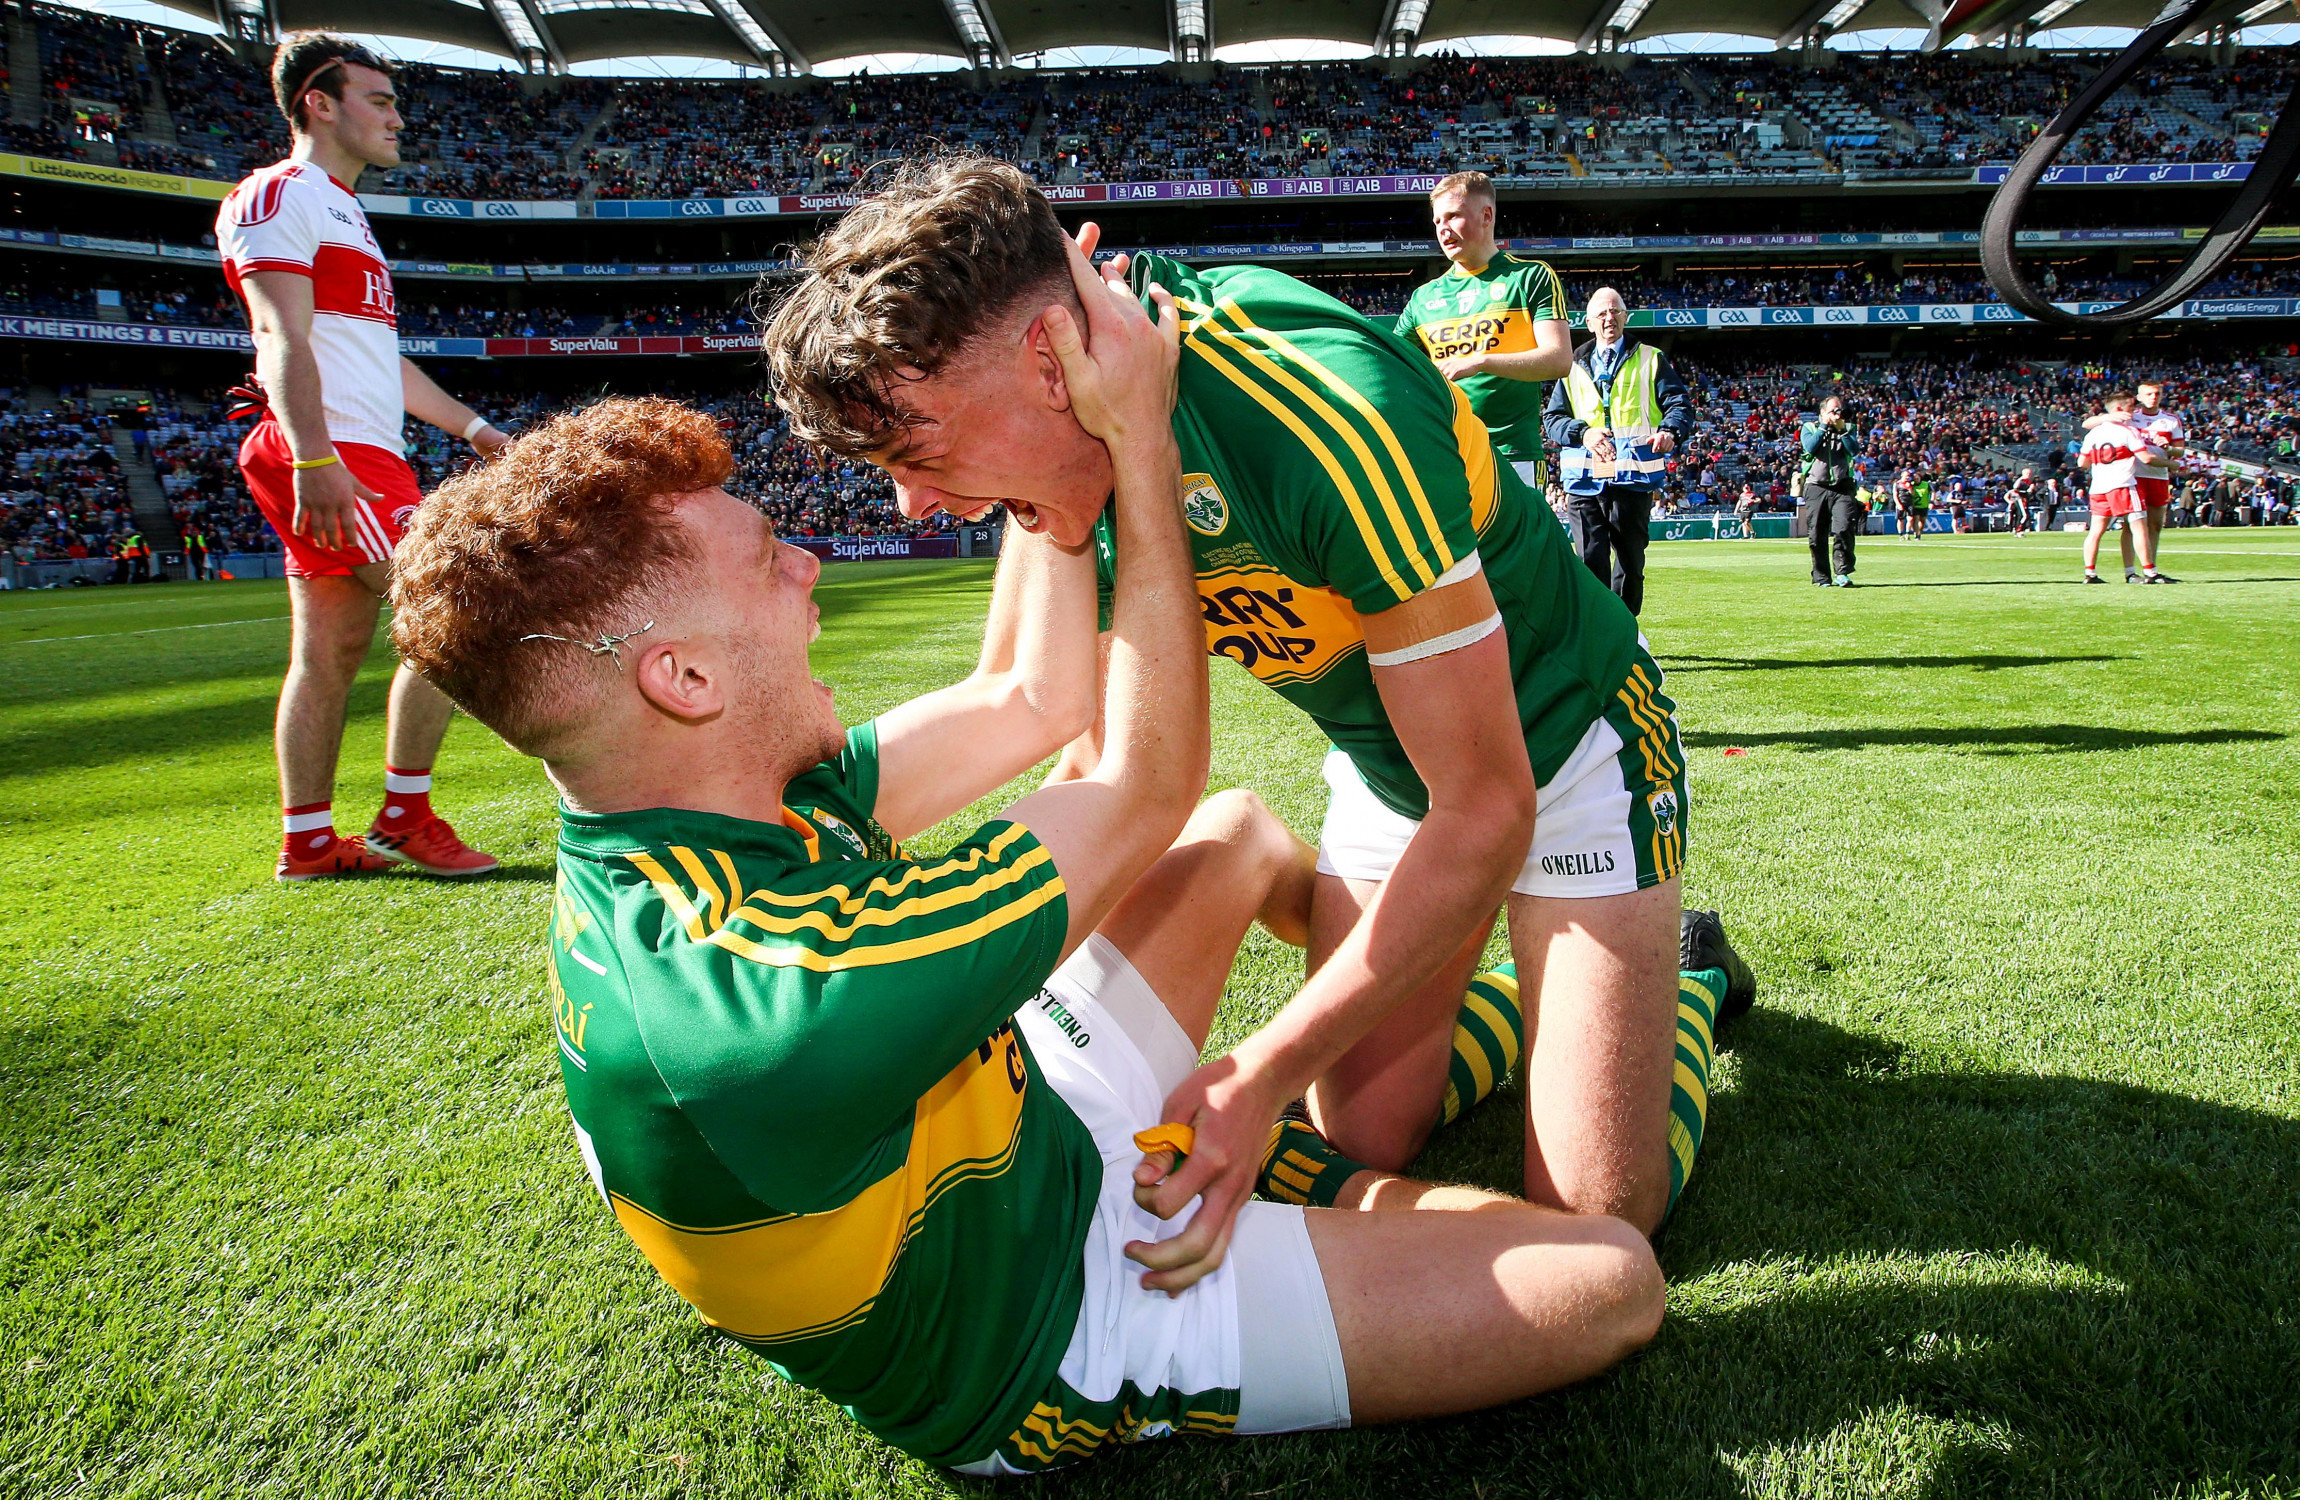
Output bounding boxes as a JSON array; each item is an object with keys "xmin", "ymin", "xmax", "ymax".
[{"xmin": 290, "ymin": 454, "xmax": 339, "ymax": 471}]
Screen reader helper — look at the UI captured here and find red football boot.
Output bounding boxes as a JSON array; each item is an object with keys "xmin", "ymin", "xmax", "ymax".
[
  {"xmin": 276, "ymin": 830, "xmax": 393, "ymax": 882},
  {"xmin": 366, "ymin": 813, "xmax": 500, "ymax": 877}
]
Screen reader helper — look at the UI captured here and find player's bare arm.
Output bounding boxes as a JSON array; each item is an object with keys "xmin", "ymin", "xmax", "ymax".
[
  {"xmin": 869, "ymin": 522, "xmax": 1099, "ymax": 841},
  {"xmin": 401, "ymin": 358, "xmax": 507, "ymax": 457},
  {"xmin": 241, "ymin": 268, "xmax": 381, "ymax": 552},
  {"xmin": 1129, "ymin": 573, "xmax": 1535, "ymax": 1293},
  {"xmin": 985, "ymin": 231, "xmax": 1209, "ymax": 956}
]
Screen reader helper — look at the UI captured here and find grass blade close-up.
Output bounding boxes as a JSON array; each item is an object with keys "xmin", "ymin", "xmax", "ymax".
[{"xmin": 1, "ymin": 534, "xmax": 2295, "ymax": 1500}]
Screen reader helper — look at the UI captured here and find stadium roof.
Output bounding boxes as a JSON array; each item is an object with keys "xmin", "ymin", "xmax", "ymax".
[{"xmin": 138, "ymin": 0, "xmax": 2268, "ymax": 71}]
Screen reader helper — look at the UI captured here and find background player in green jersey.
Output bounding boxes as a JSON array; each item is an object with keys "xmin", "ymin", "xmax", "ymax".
[
  {"xmin": 383, "ymin": 257, "xmax": 1663, "ymax": 1469},
  {"xmin": 766, "ymin": 156, "xmax": 1756, "ymax": 1298},
  {"xmin": 1394, "ymin": 170, "xmax": 1573, "ymax": 488}
]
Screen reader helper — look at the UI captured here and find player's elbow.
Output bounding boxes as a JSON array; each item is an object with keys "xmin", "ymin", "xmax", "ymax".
[
  {"xmin": 1006, "ymin": 670, "xmax": 1099, "ymax": 761},
  {"xmin": 1434, "ymin": 766, "xmax": 1537, "ymax": 867}
]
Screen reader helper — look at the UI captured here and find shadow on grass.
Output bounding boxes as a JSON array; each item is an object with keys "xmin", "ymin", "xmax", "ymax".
[
  {"xmin": 1680, "ymin": 724, "xmax": 2285, "ymax": 755},
  {"xmin": 482, "ymin": 862, "xmax": 558, "ymax": 883},
  {"xmin": 0, "ymin": 678, "xmax": 380, "ymax": 780},
  {"xmin": 1661, "ymin": 653, "xmax": 2126, "ymax": 673},
  {"xmin": 1022, "ymin": 1012, "xmax": 2299, "ymax": 1499}
]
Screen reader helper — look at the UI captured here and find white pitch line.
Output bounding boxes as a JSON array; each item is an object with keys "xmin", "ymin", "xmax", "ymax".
[
  {"xmin": 4, "ymin": 614, "xmax": 291, "ymax": 646},
  {"xmin": 1881, "ymin": 540, "xmax": 2300, "ymax": 558}
]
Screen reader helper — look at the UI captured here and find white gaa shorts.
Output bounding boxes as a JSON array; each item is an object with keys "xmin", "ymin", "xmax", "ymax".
[
  {"xmin": 1317, "ymin": 651, "xmax": 1690, "ymax": 899},
  {"xmin": 954, "ymin": 935, "xmax": 1352, "ymax": 1475}
]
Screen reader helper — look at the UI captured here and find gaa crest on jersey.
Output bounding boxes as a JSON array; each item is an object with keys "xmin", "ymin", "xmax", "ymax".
[
  {"xmin": 809, "ymin": 808, "xmax": 870, "ymax": 856},
  {"xmin": 1648, "ymin": 787, "xmax": 1679, "ymax": 836},
  {"xmin": 1181, "ymin": 473, "xmax": 1228, "ymax": 536}
]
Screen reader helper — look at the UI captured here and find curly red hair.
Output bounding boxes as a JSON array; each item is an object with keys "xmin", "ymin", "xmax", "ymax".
[{"xmin": 390, "ymin": 397, "xmax": 732, "ymax": 753}]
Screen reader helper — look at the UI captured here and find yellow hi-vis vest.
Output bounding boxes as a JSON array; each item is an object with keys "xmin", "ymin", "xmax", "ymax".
[{"xmin": 1564, "ymin": 342, "xmax": 1669, "ymax": 487}]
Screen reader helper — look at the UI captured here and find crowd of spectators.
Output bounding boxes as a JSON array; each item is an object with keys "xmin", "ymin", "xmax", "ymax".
[
  {"xmin": 0, "ymin": 394, "xmax": 138, "ymax": 563},
  {"xmin": 1645, "ymin": 352, "xmax": 2300, "ymax": 522},
  {"xmin": 148, "ymin": 397, "xmax": 272, "ymax": 556},
  {"xmin": 380, "ymin": 66, "xmax": 607, "ymax": 202},
  {"xmin": 587, "ymin": 83, "xmax": 826, "ymax": 199},
  {"xmin": 5, "ymin": 5, "xmax": 2295, "ymax": 201}
]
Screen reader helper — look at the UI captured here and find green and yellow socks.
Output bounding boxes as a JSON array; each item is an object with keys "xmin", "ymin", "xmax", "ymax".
[
  {"xmin": 1256, "ymin": 963, "xmax": 1529, "ymax": 1207},
  {"xmin": 1258, "ymin": 1113, "xmax": 1370, "ymax": 1207},
  {"xmin": 1253, "ymin": 962, "xmax": 1728, "ymax": 1217},
  {"xmin": 1667, "ymin": 967, "xmax": 1727, "ymax": 1217},
  {"xmin": 1427, "ymin": 957, "xmax": 1727, "ymax": 1219},
  {"xmin": 1441, "ymin": 964, "xmax": 1525, "ymax": 1127}
]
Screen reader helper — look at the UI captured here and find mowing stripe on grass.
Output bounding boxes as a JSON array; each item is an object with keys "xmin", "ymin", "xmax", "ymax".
[{"xmin": 5, "ymin": 614, "xmax": 291, "ymax": 646}]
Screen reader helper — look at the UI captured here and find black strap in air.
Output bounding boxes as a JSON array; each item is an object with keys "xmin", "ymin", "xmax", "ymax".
[{"xmin": 1980, "ymin": 0, "xmax": 2300, "ymax": 327}]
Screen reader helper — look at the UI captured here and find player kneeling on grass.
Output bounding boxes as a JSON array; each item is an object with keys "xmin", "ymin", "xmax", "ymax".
[
  {"xmin": 386, "ymin": 270, "xmax": 1662, "ymax": 1475},
  {"xmin": 765, "ymin": 157, "xmax": 1755, "ymax": 1287}
]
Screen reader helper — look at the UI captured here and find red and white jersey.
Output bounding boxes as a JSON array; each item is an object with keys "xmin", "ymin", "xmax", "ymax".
[
  {"xmin": 216, "ymin": 160, "xmax": 403, "ymax": 455},
  {"xmin": 2132, "ymin": 407, "xmax": 2184, "ymax": 481},
  {"xmin": 2080, "ymin": 419, "xmax": 2157, "ymax": 496}
]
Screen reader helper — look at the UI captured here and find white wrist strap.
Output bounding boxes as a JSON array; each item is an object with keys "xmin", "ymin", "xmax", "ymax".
[{"xmin": 462, "ymin": 416, "xmax": 491, "ymax": 442}]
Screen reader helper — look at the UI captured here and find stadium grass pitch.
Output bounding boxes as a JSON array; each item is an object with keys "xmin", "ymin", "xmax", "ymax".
[{"xmin": 3, "ymin": 533, "xmax": 2297, "ymax": 1500}]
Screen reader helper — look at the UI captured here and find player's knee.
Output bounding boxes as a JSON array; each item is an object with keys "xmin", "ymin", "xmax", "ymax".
[
  {"xmin": 291, "ymin": 625, "xmax": 371, "ymax": 681},
  {"xmin": 1190, "ymin": 785, "xmax": 1267, "ymax": 837},
  {"xmin": 1570, "ymin": 1215, "xmax": 1665, "ymax": 1359},
  {"xmin": 1187, "ymin": 787, "xmax": 1288, "ymax": 863},
  {"xmin": 1322, "ymin": 1106, "xmax": 1425, "ymax": 1174}
]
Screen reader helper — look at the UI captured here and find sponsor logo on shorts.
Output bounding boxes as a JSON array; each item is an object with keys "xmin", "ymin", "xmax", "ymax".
[
  {"xmin": 1032, "ymin": 990, "xmax": 1092, "ymax": 1048},
  {"xmin": 1541, "ymin": 850, "xmax": 1618, "ymax": 876},
  {"xmin": 390, "ymin": 503, "xmax": 417, "ymax": 531},
  {"xmin": 1181, "ymin": 473, "xmax": 1228, "ymax": 535}
]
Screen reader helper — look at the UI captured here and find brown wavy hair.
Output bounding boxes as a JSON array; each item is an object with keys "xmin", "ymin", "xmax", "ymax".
[
  {"xmin": 390, "ymin": 397, "xmax": 731, "ymax": 754},
  {"xmin": 760, "ymin": 153, "xmax": 1072, "ymax": 457},
  {"xmin": 271, "ymin": 32, "xmax": 395, "ymax": 132}
]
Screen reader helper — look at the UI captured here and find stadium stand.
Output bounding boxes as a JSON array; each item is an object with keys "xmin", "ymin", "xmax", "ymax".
[
  {"xmin": 1649, "ymin": 352, "xmax": 2300, "ymax": 517},
  {"xmin": 15, "ymin": 260, "xmax": 2300, "ymax": 342},
  {"xmin": 20, "ymin": 344, "xmax": 2294, "ymax": 578},
  {"xmin": 0, "ymin": 395, "xmax": 138, "ymax": 563},
  {"xmin": 1, "ymin": 5, "xmax": 2290, "ymax": 199},
  {"xmin": 383, "ymin": 66, "xmax": 608, "ymax": 202}
]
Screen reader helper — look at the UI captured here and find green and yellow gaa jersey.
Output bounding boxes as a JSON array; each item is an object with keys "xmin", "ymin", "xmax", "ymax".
[
  {"xmin": 1393, "ymin": 254, "xmax": 1568, "ymax": 465},
  {"xmin": 1116, "ymin": 253, "xmax": 1639, "ymax": 819},
  {"xmin": 547, "ymin": 721, "xmax": 1097, "ymax": 1468}
]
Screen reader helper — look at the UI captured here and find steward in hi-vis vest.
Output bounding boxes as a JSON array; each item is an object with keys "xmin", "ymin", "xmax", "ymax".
[
  {"xmin": 1556, "ymin": 345, "xmax": 1672, "ymax": 489},
  {"xmin": 1540, "ymin": 289, "xmax": 1692, "ymax": 616}
]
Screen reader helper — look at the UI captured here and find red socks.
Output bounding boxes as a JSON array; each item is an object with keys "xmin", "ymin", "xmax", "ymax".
[
  {"xmin": 282, "ymin": 800, "xmax": 337, "ymax": 857},
  {"xmin": 377, "ymin": 766, "xmax": 434, "ymax": 832}
]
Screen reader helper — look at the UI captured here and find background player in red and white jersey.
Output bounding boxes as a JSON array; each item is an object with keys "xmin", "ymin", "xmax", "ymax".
[
  {"xmin": 218, "ymin": 33, "xmax": 509, "ymax": 880},
  {"xmin": 2083, "ymin": 377, "xmax": 2184, "ymax": 583},
  {"xmin": 2077, "ymin": 391, "xmax": 2172, "ymax": 585}
]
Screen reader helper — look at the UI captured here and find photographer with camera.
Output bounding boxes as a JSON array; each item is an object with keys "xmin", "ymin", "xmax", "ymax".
[{"xmin": 1800, "ymin": 394, "xmax": 1863, "ymax": 588}]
